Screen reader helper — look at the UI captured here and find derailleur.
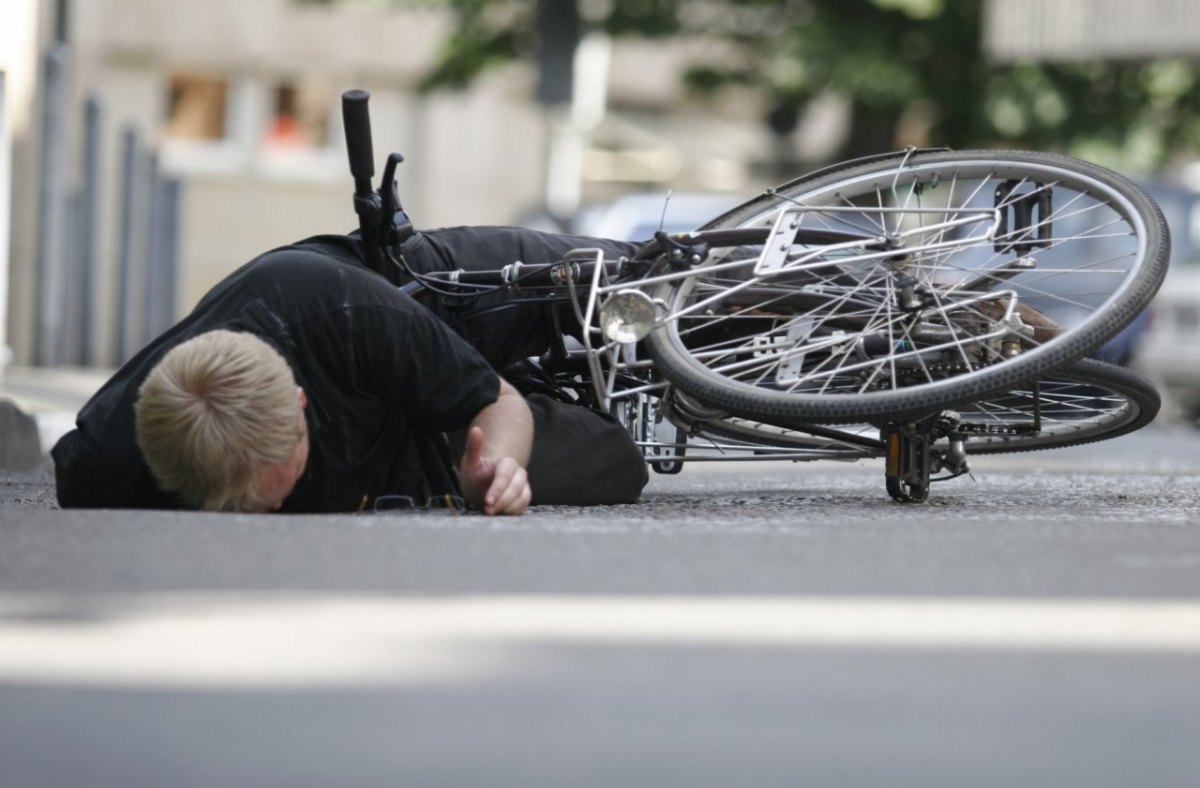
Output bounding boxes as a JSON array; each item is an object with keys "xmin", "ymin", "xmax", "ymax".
[{"xmin": 882, "ymin": 412, "xmax": 971, "ymax": 503}]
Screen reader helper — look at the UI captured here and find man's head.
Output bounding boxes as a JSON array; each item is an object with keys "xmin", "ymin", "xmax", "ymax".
[{"xmin": 135, "ymin": 330, "xmax": 309, "ymax": 511}]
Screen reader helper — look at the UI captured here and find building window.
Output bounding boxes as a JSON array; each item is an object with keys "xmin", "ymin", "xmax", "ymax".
[
  {"xmin": 165, "ymin": 75, "xmax": 229, "ymax": 141},
  {"xmin": 261, "ymin": 80, "xmax": 331, "ymax": 152}
]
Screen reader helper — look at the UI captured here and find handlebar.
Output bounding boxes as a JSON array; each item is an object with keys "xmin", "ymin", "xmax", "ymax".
[
  {"xmin": 341, "ymin": 89, "xmax": 375, "ymax": 195},
  {"xmin": 341, "ymin": 88, "xmax": 415, "ymax": 277}
]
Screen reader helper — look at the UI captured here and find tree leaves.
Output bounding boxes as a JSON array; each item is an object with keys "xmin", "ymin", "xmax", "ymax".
[{"xmin": 416, "ymin": 0, "xmax": 1199, "ymax": 169}]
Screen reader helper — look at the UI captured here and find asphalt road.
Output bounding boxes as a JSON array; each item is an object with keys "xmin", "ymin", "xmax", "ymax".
[{"xmin": 1, "ymin": 427, "xmax": 1198, "ymax": 787}]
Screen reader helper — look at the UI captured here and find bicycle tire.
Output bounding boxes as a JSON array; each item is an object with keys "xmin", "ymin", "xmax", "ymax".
[
  {"xmin": 945, "ymin": 358, "xmax": 1160, "ymax": 453},
  {"xmin": 673, "ymin": 358, "xmax": 1158, "ymax": 457},
  {"xmin": 644, "ymin": 149, "xmax": 1168, "ymax": 423}
]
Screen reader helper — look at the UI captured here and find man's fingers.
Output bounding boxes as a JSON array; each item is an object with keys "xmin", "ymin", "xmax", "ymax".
[
  {"xmin": 501, "ymin": 482, "xmax": 531, "ymax": 516},
  {"xmin": 484, "ymin": 460, "xmax": 530, "ymax": 515},
  {"xmin": 461, "ymin": 444, "xmax": 531, "ymax": 515}
]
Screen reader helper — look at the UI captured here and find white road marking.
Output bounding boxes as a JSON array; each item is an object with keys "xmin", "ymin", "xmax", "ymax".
[{"xmin": 0, "ymin": 594, "xmax": 1197, "ymax": 687}]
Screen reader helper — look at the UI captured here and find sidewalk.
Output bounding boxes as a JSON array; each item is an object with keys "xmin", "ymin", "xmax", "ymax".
[{"xmin": 0, "ymin": 366, "xmax": 110, "ymax": 455}]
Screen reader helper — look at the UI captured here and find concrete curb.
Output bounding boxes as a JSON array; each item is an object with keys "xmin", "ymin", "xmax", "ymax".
[
  {"xmin": 0, "ymin": 366, "xmax": 109, "ymax": 460},
  {"xmin": 0, "ymin": 398, "xmax": 42, "ymax": 470}
]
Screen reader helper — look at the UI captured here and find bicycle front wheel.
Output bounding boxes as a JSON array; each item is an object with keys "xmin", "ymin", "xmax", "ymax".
[{"xmin": 645, "ymin": 149, "xmax": 1168, "ymax": 422}]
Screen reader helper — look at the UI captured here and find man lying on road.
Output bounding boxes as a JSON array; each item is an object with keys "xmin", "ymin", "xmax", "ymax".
[{"xmin": 53, "ymin": 226, "xmax": 649, "ymax": 514}]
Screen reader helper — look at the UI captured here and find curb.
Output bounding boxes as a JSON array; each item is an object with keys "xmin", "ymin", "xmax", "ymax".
[{"xmin": 0, "ymin": 366, "xmax": 109, "ymax": 461}]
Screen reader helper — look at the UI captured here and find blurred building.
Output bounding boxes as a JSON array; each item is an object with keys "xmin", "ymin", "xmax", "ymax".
[
  {"xmin": 985, "ymin": 0, "xmax": 1200, "ymax": 61},
  {"xmin": 5, "ymin": 0, "xmax": 548, "ymax": 368},
  {"xmin": 1, "ymin": 0, "xmax": 781, "ymax": 369},
  {"xmin": 9, "ymin": 0, "xmax": 1195, "ymax": 372}
]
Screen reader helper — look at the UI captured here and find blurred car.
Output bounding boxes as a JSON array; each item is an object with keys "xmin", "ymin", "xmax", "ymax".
[
  {"xmin": 1135, "ymin": 268, "xmax": 1200, "ymax": 420},
  {"xmin": 1131, "ymin": 180, "xmax": 1200, "ymax": 421},
  {"xmin": 571, "ymin": 191, "xmax": 749, "ymax": 242},
  {"xmin": 1128, "ymin": 181, "xmax": 1200, "ymax": 422}
]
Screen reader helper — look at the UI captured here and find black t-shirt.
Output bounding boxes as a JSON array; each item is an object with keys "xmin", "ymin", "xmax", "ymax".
[{"xmin": 52, "ymin": 234, "xmax": 500, "ymax": 512}]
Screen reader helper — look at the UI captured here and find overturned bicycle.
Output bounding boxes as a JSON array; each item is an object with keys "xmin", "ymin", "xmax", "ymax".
[{"xmin": 342, "ymin": 90, "xmax": 1167, "ymax": 503}]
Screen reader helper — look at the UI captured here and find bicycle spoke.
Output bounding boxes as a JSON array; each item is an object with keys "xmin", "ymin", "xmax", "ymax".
[{"xmin": 646, "ymin": 150, "xmax": 1165, "ymax": 422}]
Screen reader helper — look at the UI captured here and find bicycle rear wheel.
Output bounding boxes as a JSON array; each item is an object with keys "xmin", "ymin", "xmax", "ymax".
[
  {"xmin": 645, "ymin": 149, "xmax": 1168, "ymax": 422},
  {"xmin": 670, "ymin": 358, "xmax": 1158, "ymax": 457},
  {"xmin": 946, "ymin": 358, "xmax": 1159, "ymax": 453}
]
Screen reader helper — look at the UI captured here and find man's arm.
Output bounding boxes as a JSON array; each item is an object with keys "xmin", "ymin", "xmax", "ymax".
[{"xmin": 458, "ymin": 378, "xmax": 533, "ymax": 515}]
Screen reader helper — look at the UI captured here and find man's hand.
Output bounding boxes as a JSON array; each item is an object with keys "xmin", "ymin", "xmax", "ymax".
[
  {"xmin": 457, "ymin": 379, "xmax": 533, "ymax": 515},
  {"xmin": 459, "ymin": 426, "xmax": 531, "ymax": 515}
]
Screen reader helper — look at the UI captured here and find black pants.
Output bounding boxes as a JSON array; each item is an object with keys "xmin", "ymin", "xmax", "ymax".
[
  {"xmin": 403, "ymin": 227, "xmax": 649, "ymax": 506},
  {"xmin": 395, "ymin": 226, "xmax": 643, "ymax": 369},
  {"xmin": 447, "ymin": 393, "xmax": 647, "ymax": 506}
]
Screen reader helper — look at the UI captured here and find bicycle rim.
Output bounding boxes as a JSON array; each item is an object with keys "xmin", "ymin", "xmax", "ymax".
[
  {"xmin": 672, "ymin": 358, "xmax": 1157, "ymax": 458},
  {"xmin": 645, "ymin": 149, "xmax": 1168, "ymax": 422},
  {"xmin": 946, "ymin": 358, "xmax": 1160, "ymax": 453}
]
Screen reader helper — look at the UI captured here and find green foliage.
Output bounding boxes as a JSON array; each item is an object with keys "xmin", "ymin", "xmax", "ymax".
[
  {"xmin": 599, "ymin": 0, "xmax": 680, "ymax": 37},
  {"xmin": 418, "ymin": 0, "xmax": 1200, "ymax": 170},
  {"xmin": 417, "ymin": 1, "xmax": 533, "ymax": 91}
]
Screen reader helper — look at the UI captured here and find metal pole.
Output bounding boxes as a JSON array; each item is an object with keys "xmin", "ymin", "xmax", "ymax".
[
  {"xmin": 165, "ymin": 177, "xmax": 182, "ymax": 326},
  {"xmin": 0, "ymin": 70, "xmax": 12, "ymax": 380},
  {"xmin": 142, "ymin": 151, "xmax": 162, "ymax": 346},
  {"xmin": 61, "ymin": 189, "xmax": 80, "ymax": 364},
  {"xmin": 55, "ymin": 0, "xmax": 70, "ymax": 43},
  {"xmin": 77, "ymin": 93, "xmax": 101, "ymax": 366},
  {"xmin": 115, "ymin": 125, "xmax": 138, "ymax": 365},
  {"xmin": 154, "ymin": 176, "xmax": 182, "ymax": 336},
  {"xmin": 35, "ymin": 43, "xmax": 71, "ymax": 366}
]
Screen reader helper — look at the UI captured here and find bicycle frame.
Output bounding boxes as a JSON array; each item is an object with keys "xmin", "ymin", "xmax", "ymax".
[
  {"xmin": 380, "ymin": 179, "xmax": 1058, "ymax": 487},
  {"xmin": 404, "ymin": 218, "xmax": 1028, "ymax": 479},
  {"xmin": 410, "ymin": 245, "xmax": 891, "ymax": 470}
]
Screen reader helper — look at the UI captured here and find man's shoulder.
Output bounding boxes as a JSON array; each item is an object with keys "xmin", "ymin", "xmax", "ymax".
[
  {"xmin": 232, "ymin": 234, "xmax": 401, "ymax": 304},
  {"xmin": 249, "ymin": 233, "xmax": 369, "ymax": 276},
  {"xmin": 289, "ymin": 232, "xmax": 367, "ymax": 262},
  {"xmin": 228, "ymin": 235, "xmax": 431, "ymax": 344}
]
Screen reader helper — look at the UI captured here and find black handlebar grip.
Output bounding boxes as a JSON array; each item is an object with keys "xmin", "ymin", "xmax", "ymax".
[{"xmin": 341, "ymin": 89, "xmax": 375, "ymax": 186}]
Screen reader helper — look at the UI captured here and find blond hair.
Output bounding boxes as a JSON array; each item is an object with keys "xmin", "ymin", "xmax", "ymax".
[{"xmin": 135, "ymin": 330, "xmax": 302, "ymax": 511}]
